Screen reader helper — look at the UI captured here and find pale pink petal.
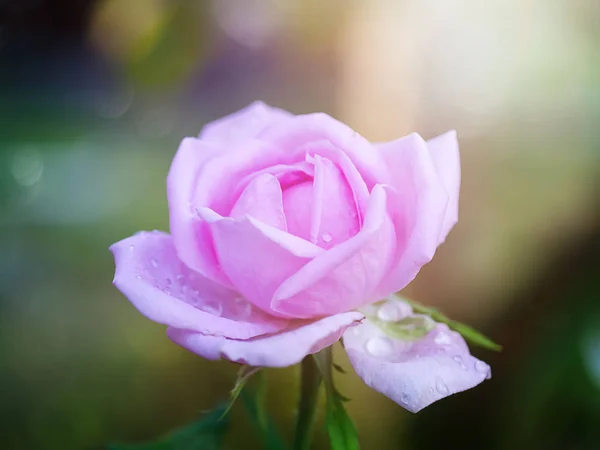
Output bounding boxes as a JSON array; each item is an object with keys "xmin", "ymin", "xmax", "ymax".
[
  {"xmin": 375, "ymin": 134, "xmax": 449, "ymax": 297},
  {"xmin": 282, "ymin": 180, "xmax": 314, "ymax": 241},
  {"xmin": 309, "ymin": 155, "xmax": 360, "ymax": 247},
  {"xmin": 110, "ymin": 231, "xmax": 288, "ymax": 339},
  {"xmin": 230, "ymin": 173, "xmax": 287, "ymax": 231},
  {"xmin": 258, "ymin": 113, "xmax": 387, "ymax": 190},
  {"xmin": 343, "ymin": 310, "xmax": 490, "ymax": 412},
  {"xmin": 271, "ymin": 185, "xmax": 396, "ymax": 318},
  {"xmin": 427, "ymin": 130, "xmax": 460, "ymax": 243},
  {"xmin": 167, "ymin": 137, "xmax": 231, "ymax": 286},
  {"xmin": 198, "ymin": 207, "xmax": 323, "ymax": 316},
  {"xmin": 168, "ymin": 311, "xmax": 364, "ymax": 367},
  {"xmin": 199, "ymin": 101, "xmax": 293, "ymax": 142}
]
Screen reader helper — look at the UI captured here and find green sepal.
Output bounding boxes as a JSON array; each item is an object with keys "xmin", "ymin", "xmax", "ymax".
[
  {"xmin": 220, "ymin": 365, "xmax": 261, "ymax": 420},
  {"xmin": 313, "ymin": 348, "xmax": 360, "ymax": 450},
  {"xmin": 399, "ymin": 296, "xmax": 503, "ymax": 351}
]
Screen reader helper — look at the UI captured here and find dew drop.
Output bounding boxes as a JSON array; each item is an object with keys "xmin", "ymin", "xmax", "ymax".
[
  {"xmin": 201, "ymin": 301, "xmax": 223, "ymax": 317},
  {"xmin": 475, "ymin": 360, "xmax": 488, "ymax": 373},
  {"xmin": 365, "ymin": 336, "xmax": 394, "ymax": 358},
  {"xmin": 434, "ymin": 332, "xmax": 453, "ymax": 345},
  {"xmin": 234, "ymin": 298, "xmax": 252, "ymax": 319},
  {"xmin": 452, "ymin": 355, "xmax": 463, "ymax": 363},
  {"xmin": 176, "ymin": 274, "xmax": 185, "ymax": 282},
  {"xmin": 135, "ymin": 274, "xmax": 142, "ymax": 280},
  {"xmin": 321, "ymin": 232, "xmax": 332, "ymax": 243},
  {"xmin": 428, "ymin": 387, "xmax": 435, "ymax": 394},
  {"xmin": 129, "ymin": 244, "xmax": 135, "ymax": 250},
  {"xmin": 400, "ymin": 392, "xmax": 410, "ymax": 405},
  {"xmin": 377, "ymin": 302, "xmax": 400, "ymax": 322},
  {"xmin": 436, "ymin": 379, "xmax": 449, "ymax": 395},
  {"xmin": 165, "ymin": 277, "xmax": 172, "ymax": 286},
  {"xmin": 150, "ymin": 258, "xmax": 159, "ymax": 268}
]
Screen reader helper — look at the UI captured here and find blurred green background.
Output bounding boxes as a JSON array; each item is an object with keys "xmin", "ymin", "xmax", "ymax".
[{"xmin": 1, "ymin": 0, "xmax": 599, "ymax": 449}]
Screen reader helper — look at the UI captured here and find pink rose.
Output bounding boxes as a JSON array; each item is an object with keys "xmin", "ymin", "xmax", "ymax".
[{"xmin": 111, "ymin": 102, "xmax": 489, "ymax": 412}]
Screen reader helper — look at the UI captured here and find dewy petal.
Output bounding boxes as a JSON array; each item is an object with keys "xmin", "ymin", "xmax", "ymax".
[
  {"xmin": 258, "ymin": 112, "xmax": 388, "ymax": 191},
  {"xmin": 199, "ymin": 101, "xmax": 293, "ymax": 142},
  {"xmin": 230, "ymin": 173, "xmax": 287, "ymax": 231},
  {"xmin": 343, "ymin": 313, "xmax": 490, "ymax": 413},
  {"xmin": 110, "ymin": 231, "xmax": 288, "ymax": 339},
  {"xmin": 374, "ymin": 134, "xmax": 450, "ymax": 297},
  {"xmin": 167, "ymin": 311, "xmax": 364, "ymax": 368},
  {"xmin": 167, "ymin": 137, "xmax": 231, "ymax": 286},
  {"xmin": 309, "ymin": 155, "xmax": 360, "ymax": 247},
  {"xmin": 198, "ymin": 207, "xmax": 323, "ymax": 316},
  {"xmin": 272, "ymin": 185, "xmax": 396, "ymax": 318},
  {"xmin": 427, "ymin": 130, "xmax": 460, "ymax": 243}
]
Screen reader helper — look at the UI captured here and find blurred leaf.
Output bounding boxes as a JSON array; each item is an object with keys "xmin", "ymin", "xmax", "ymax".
[
  {"xmin": 400, "ymin": 296, "xmax": 503, "ymax": 351},
  {"xmin": 241, "ymin": 374, "xmax": 289, "ymax": 450},
  {"xmin": 107, "ymin": 404, "xmax": 230, "ymax": 450},
  {"xmin": 127, "ymin": 1, "xmax": 208, "ymax": 88},
  {"xmin": 313, "ymin": 348, "xmax": 360, "ymax": 450},
  {"xmin": 220, "ymin": 365, "xmax": 261, "ymax": 419}
]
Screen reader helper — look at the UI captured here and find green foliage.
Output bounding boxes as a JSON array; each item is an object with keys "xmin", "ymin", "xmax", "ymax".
[
  {"xmin": 107, "ymin": 404, "xmax": 230, "ymax": 450},
  {"xmin": 241, "ymin": 373, "xmax": 289, "ymax": 450},
  {"xmin": 313, "ymin": 349, "xmax": 360, "ymax": 450},
  {"xmin": 400, "ymin": 296, "xmax": 503, "ymax": 351},
  {"xmin": 220, "ymin": 365, "xmax": 261, "ymax": 420}
]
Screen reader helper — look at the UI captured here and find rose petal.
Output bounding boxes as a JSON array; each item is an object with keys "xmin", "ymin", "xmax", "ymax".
[
  {"xmin": 343, "ymin": 311, "xmax": 490, "ymax": 413},
  {"xmin": 168, "ymin": 311, "xmax": 364, "ymax": 367},
  {"xmin": 199, "ymin": 101, "xmax": 293, "ymax": 142},
  {"xmin": 427, "ymin": 130, "xmax": 460, "ymax": 243},
  {"xmin": 111, "ymin": 231, "xmax": 288, "ymax": 339},
  {"xmin": 271, "ymin": 185, "xmax": 395, "ymax": 318},
  {"xmin": 167, "ymin": 137, "xmax": 231, "ymax": 286},
  {"xmin": 198, "ymin": 207, "xmax": 323, "ymax": 316},
  {"xmin": 309, "ymin": 154, "xmax": 360, "ymax": 247},
  {"xmin": 230, "ymin": 173, "xmax": 287, "ymax": 231},
  {"xmin": 258, "ymin": 112, "xmax": 388, "ymax": 191},
  {"xmin": 375, "ymin": 133, "xmax": 450, "ymax": 297}
]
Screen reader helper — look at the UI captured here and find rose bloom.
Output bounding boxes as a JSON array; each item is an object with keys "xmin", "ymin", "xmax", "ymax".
[{"xmin": 111, "ymin": 102, "xmax": 490, "ymax": 412}]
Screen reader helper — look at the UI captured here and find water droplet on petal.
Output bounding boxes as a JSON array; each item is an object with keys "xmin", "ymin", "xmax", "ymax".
[
  {"xmin": 135, "ymin": 274, "xmax": 142, "ymax": 280},
  {"xmin": 176, "ymin": 274, "xmax": 185, "ymax": 281},
  {"xmin": 428, "ymin": 387, "xmax": 435, "ymax": 394},
  {"xmin": 150, "ymin": 258, "xmax": 159, "ymax": 268},
  {"xmin": 201, "ymin": 301, "xmax": 223, "ymax": 317},
  {"xmin": 436, "ymin": 379, "xmax": 449, "ymax": 395},
  {"xmin": 475, "ymin": 360, "xmax": 488, "ymax": 373},
  {"xmin": 234, "ymin": 297, "xmax": 252, "ymax": 319},
  {"xmin": 452, "ymin": 355, "xmax": 462, "ymax": 363},
  {"xmin": 377, "ymin": 302, "xmax": 400, "ymax": 322},
  {"xmin": 400, "ymin": 392, "xmax": 410, "ymax": 405},
  {"xmin": 365, "ymin": 336, "xmax": 394, "ymax": 358},
  {"xmin": 165, "ymin": 277, "xmax": 172, "ymax": 286},
  {"xmin": 321, "ymin": 232, "xmax": 332, "ymax": 243},
  {"xmin": 434, "ymin": 332, "xmax": 453, "ymax": 345},
  {"xmin": 129, "ymin": 244, "xmax": 135, "ymax": 250}
]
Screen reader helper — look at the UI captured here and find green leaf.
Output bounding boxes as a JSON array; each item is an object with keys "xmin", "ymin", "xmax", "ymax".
[
  {"xmin": 399, "ymin": 296, "xmax": 503, "ymax": 351},
  {"xmin": 313, "ymin": 348, "xmax": 360, "ymax": 450},
  {"xmin": 107, "ymin": 404, "xmax": 230, "ymax": 450},
  {"xmin": 241, "ymin": 373, "xmax": 289, "ymax": 450},
  {"xmin": 220, "ymin": 365, "xmax": 261, "ymax": 420}
]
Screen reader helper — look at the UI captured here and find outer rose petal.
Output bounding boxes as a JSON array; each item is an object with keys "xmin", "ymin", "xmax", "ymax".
[
  {"xmin": 110, "ymin": 231, "xmax": 288, "ymax": 339},
  {"xmin": 375, "ymin": 134, "xmax": 450, "ymax": 297},
  {"xmin": 199, "ymin": 101, "xmax": 293, "ymax": 142},
  {"xmin": 167, "ymin": 311, "xmax": 364, "ymax": 367},
  {"xmin": 427, "ymin": 130, "xmax": 460, "ymax": 243},
  {"xmin": 167, "ymin": 137, "xmax": 231, "ymax": 286},
  {"xmin": 258, "ymin": 112, "xmax": 388, "ymax": 191},
  {"xmin": 343, "ymin": 311, "xmax": 490, "ymax": 413}
]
